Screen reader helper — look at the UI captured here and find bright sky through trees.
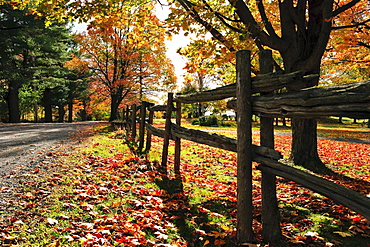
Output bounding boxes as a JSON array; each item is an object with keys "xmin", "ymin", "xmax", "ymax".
[
  {"xmin": 72, "ymin": 4, "xmax": 190, "ymax": 88},
  {"xmin": 155, "ymin": 3, "xmax": 190, "ymax": 87}
]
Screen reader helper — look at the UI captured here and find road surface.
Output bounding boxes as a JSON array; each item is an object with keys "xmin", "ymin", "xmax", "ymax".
[{"xmin": 0, "ymin": 122, "xmax": 97, "ymax": 186}]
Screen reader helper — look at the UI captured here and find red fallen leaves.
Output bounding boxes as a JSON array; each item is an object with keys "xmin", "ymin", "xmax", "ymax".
[{"xmin": 1, "ymin": 130, "xmax": 369, "ymax": 246}]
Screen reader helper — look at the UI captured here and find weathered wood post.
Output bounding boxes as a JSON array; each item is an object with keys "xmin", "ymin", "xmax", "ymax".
[
  {"xmin": 161, "ymin": 93, "xmax": 174, "ymax": 176},
  {"xmin": 138, "ymin": 102, "xmax": 147, "ymax": 152},
  {"xmin": 145, "ymin": 107, "xmax": 155, "ymax": 153},
  {"xmin": 259, "ymin": 50, "xmax": 282, "ymax": 243},
  {"xmin": 236, "ymin": 50, "xmax": 254, "ymax": 243},
  {"xmin": 124, "ymin": 106, "xmax": 130, "ymax": 130},
  {"xmin": 131, "ymin": 104, "xmax": 137, "ymax": 140},
  {"xmin": 174, "ymin": 101, "xmax": 182, "ymax": 178}
]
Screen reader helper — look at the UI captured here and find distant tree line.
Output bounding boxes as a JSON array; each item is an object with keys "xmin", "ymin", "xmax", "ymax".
[{"xmin": 0, "ymin": 4, "xmax": 89, "ymax": 123}]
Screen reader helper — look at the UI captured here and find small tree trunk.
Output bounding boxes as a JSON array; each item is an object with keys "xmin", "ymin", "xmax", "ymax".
[
  {"xmin": 58, "ymin": 105, "xmax": 65, "ymax": 122},
  {"xmin": 7, "ymin": 81, "xmax": 20, "ymax": 123},
  {"xmin": 68, "ymin": 100, "xmax": 73, "ymax": 122},
  {"xmin": 43, "ymin": 88, "xmax": 53, "ymax": 123},
  {"xmin": 33, "ymin": 85, "xmax": 38, "ymax": 123}
]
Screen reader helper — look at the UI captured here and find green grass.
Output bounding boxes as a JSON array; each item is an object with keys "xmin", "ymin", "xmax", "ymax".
[{"xmin": 1, "ymin": 122, "xmax": 369, "ymax": 246}]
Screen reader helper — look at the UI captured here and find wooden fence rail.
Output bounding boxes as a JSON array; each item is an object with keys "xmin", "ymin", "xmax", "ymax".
[{"xmin": 116, "ymin": 49, "xmax": 370, "ymax": 245}]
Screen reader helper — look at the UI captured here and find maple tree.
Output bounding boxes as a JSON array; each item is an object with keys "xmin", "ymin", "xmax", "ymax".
[
  {"xmin": 75, "ymin": 3, "xmax": 176, "ymax": 121},
  {"xmin": 166, "ymin": 0, "xmax": 368, "ymax": 172},
  {"xmin": 0, "ymin": 0, "xmax": 148, "ymax": 25},
  {"xmin": 323, "ymin": 1, "xmax": 370, "ymax": 84}
]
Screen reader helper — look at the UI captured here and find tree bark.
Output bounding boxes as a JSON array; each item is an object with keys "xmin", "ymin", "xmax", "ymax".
[
  {"xmin": 110, "ymin": 94, "xmax": 120, "ymax": 122},
  {"xmin": 43, "ymin": 88, "xmax": 53, "ymax": 123},
  {"xmin": 7, "ymin": 81, "xmax": 20, "ymax": 123},
  {"xmin": 58, "ymin": 105, "xmax": 65, "ymax": 122},
  {"xmin": 291, "ymin": 118, "xmax": 327, "ymax": 172},
  {"xmin": 68, "ymin": 100, "xmax": 73, "ymax": 122}
]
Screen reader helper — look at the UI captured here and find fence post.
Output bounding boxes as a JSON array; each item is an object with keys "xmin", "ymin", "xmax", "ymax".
[
  {"xmin": 161, "ymin": 93, "xmax": 174, "ymax": 176},
  {"xmin": 174, "ymin": 101, "xmax": 182, "ymax": 178},
  {"xmin": 145, "ymin": 107, "xmax": 154, "ymax": 153},
  {"xmin": 131, "ymin": 104, "xmax": 137, "ymax": 140},
  {"xmin": 138, "ymin": 102, "xmax": 147, "ymax": 152},
  {"xmin": 124, "ymin": 106, "xmax": 130, "ymax": 130},
  {"xmin": 259, "ymin": 50, "xmax": 282, "ymax": 243},
  {"xmin": 236, "ymin": 50, "xmax": 254, "ymax": 243}
]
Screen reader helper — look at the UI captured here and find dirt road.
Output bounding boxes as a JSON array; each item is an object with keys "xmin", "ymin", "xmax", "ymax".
[{"xmin": 0, "ymin": 122, "xmax": 98, "ymax": 187}]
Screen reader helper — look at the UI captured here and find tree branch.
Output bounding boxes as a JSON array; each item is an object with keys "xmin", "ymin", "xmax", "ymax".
[
  {"xmin": 332, "ymin": 18, "xmax": 370, "ymax": 30},
  {"xmin": 358, "ymin": 41, "xmax": 370, "ymax": 49},
  {"xmin": 257, "ymin": 0, "xmax": 280, "ymax": 40},
  {"xmin": 231, "ymin": 0, "xmax": 282, "ymax": 51},
  {"xmin": 332, "ymin": 0, "xmax": 361, "ymax": 17},
  {"xmin": 214, "ymin": 12, "xmax": 244, "ymax": 33},
  {"xmin": 176, "ymin": 0, "xmax": 236, "ymax": 52},
  {"xmin": 299, "ymin": 0, "xmax": 333, "ymax": 73}
]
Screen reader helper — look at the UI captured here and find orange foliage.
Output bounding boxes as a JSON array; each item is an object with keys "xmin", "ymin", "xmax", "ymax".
[
  {"xmin": 74, "ymin": 3, "xmax": 176, "ymax": 119},
  {"xmin": 324, "ymin": 0, "xmax": 370, "ymax": 83}
]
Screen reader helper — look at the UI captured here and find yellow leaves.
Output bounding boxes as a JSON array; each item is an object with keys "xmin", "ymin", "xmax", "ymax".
[
  {"xmin": 207, "ymin": 230, "xmax": 227, "ymax": 238},
  {"xmin": 333, "ymin": 231, "xmax": 352, "ymax": 237}
]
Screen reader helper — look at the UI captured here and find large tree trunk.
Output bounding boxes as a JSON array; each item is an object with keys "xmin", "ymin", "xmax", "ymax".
[
  {"xmin": 109, "ymin": 94, "xmax": 121, "ymax": 122},
  {"xmin": 7, "ymin": 81, "xmax": 20, "ymax": 123},
  {"xmin": 43, "ymin": 88, "xmax": 53, "ymax": 123},
  {"xmin": 288, "ymin": 71, "xmax": 328, "ymax": 172},
  {"xmin": 291, "ymin": 118, "xmax": 327, "ymax": 172}
]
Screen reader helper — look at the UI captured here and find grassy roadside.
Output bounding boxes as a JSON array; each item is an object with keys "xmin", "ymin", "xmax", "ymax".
[
  {"xmin": 175, "ymin": 118, "xmax": 370, "ymax": 141},
  {"xmin": 0, "ymin": 122, "xmax": 369, "ymax": 246}
]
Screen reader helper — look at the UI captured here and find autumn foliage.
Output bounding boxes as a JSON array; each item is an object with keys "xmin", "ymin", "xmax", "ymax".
[
  {"xmin": 74, "ymin": 3, "xmax": 176, "ymax": 121},
  {"xmin": 1, "ymin": 123, "xmax": 369, "ymax": 246}
]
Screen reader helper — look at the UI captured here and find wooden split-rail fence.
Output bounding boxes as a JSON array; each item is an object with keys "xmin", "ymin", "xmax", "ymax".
[{"xmin": 116, "ymin": 50, "xmax": 370, "ymax": 244}]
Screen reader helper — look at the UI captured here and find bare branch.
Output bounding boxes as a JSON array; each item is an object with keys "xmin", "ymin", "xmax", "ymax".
[
  {"xmin": 358, "ymin": 41, "xmax": 370, "ymax": 49},
  {"xmin": 332, "ymin": 0, "xmax": 361, "ymax": 17},
  {"xmin": 332, "ymin": 18, "xmax": 370, "ymax": 30},
  {"xmin": 231, "ymin": 0, "xmax": 282, "ymax": 50},
  {"xmin": 257, "ymin": 0, "xmax": 280, "ymax": 39},
  {"xmin": 176, "ymin": 0, "xmax": 236, "ymax": 52}
]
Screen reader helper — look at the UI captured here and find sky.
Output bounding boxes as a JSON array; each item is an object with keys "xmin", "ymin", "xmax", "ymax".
[{"xmin": 154, "ymin": 4, "xmax": 190, "ymax": 86}]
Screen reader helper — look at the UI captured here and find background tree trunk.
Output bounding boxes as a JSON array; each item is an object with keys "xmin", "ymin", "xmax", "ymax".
[
  {"xmin": 7, "ymin": 81, "xmax": 20, "ymax": 123},
  {"xmin": 68, "ymin": 100, "xmax": 73, "ymax": 122},
  {"xmin": 43, "ymin": 88, "xmax": 53, "ymax": 122},
  {"xmin": 58, "ymin": 105, "xmax": 65, "ymax": 122}
]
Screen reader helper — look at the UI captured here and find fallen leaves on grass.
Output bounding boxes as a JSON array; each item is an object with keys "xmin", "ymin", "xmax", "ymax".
[{"xmin": 1, "ymin": 126, "xmax": 369, "ymax": 246}]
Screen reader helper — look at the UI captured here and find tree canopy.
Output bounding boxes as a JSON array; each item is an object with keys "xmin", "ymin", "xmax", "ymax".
[
  {"xmin": 165, "ymin": 0, "xmax": 369, "ymax": 172},
  {"xmin": 75, "ymin": 2, "xmax": 176, "ymax": 121}
]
